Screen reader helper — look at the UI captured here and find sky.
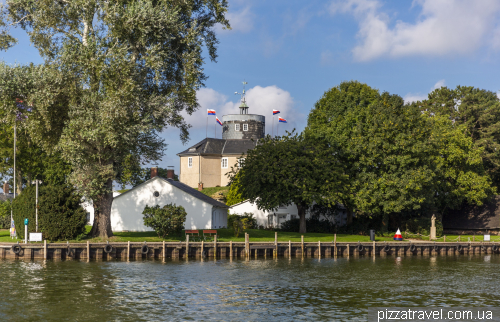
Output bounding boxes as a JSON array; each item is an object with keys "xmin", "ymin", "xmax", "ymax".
[{"xmin": 2, "ymin": 0, "xmax": 500, "ymax": 175}]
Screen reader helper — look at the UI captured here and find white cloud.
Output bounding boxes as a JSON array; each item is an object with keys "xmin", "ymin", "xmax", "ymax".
[
  {"xmin": 216, "ymin": 6, "xmax": 254, "ymax": 34},
  {"xmin": 181, "ymin": 85, "xmax": 297, "ymax": 136},
  {"xmin": 329, "ymin": 0, "xmax": 500, "ymax": 61},
  {"xmin": 404, "ymin": 79, "xmax": 446, "ymax": 104}
]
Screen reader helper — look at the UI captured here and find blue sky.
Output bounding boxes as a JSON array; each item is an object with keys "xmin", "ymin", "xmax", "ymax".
[{"xmin": 2, "ymin": 0, "xmax": 500, "ymax": 175}]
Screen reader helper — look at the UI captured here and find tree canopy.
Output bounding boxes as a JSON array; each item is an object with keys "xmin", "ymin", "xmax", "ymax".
[
  {"xmin": 0, "ymin": 0, "xmax": 230, "ymax": 238},
  {"xmin": 235, "ymin": 132, "xmax": 346, "ymax": 233},
  {"xmin": 305, "ymin": 81, "xmax": 495, "ymax": 225}
]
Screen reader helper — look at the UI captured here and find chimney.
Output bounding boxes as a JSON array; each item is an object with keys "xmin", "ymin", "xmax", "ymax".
[
  {"xmin": 2, "ymin": 182, "xmax": 8, "ymax": 194},
  {"xmin": 167, "ymin": 169, "xmax": 174, "ymax": 179},
  {"xmin": 151, "ymin": 167, "xmax": 158, "ymax": 179},
  {"xmin": 198, "ymin": 182, "xmax": 203, "ymax": 191}
]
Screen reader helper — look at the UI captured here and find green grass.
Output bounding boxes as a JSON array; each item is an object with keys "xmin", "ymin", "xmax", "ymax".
[
  {"xmin": 200, "ymin": 186, "xmax": 229, "ymax": 200},
  {"xmin": 2, "ymin": 227, "xmax": 497, "ymax": 243}
]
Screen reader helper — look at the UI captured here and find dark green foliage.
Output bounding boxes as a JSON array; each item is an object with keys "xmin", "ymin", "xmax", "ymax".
[
  {"xmin": 280, "ymin": 217, "xmax": 336, "ymax": 234},
  {"xmin": 12, "ymin": 185, "xmax": 86, "ymax": 240},
  {"xmin": 142, "ymin": 203, "xmax": 187, "ymax": 239},
  {"xmin": 228, "ymin": 213, "xmax": 256, "ymax": 231},
  {"xmin": 421, "ymin": 86, "xmax": 500, "ymax": 189},
  {"xmin": 0, "ymin": 200, "xmax": 10, "ymax": 229},
  {"xmin": 403, "ymin": 217, "xmax": 443, "ymax": 237},
  {"xmin": 226, "ymin": 172, "xmax": 245, "ymax": 206}
]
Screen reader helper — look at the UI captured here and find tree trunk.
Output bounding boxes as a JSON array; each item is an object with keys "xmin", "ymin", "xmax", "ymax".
[
  {"xmin": 346, "ymin": 207, "xmax": 353, "ymax": 225},
  {"xmin": 298, "ymin": 203, "xmax": 307, "ymax": 234},
  {"xmin": 90, "ymin": 179, "xmax": 114, "ymax": 238}
]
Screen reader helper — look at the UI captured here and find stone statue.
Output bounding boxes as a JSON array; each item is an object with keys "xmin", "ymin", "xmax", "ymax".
[{"xmin": 430, "ymin": 214, "xmax": 436, "ymax": 240}]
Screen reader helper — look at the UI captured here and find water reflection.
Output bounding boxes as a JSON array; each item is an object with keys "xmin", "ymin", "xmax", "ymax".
[{"xmin": 1, "ymin": 256, "xmax": 500, "ymax": 321}]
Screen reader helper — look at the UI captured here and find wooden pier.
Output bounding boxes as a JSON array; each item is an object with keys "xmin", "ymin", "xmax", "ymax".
[{"xmin": 1, "ymin": 240, "xmax": 499, "ymax": 260}]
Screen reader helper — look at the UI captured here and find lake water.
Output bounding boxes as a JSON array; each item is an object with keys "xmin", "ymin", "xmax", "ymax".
[{"xmin": 0, "ymin": 256, "xmax": 499, "ymax": 321}]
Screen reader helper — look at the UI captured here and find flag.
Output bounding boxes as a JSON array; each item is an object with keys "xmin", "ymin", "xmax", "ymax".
[
  {"xmin": 278, "ymin": 117, "xmax": 287, "ymax": 123},
  {"xmin": 207, "ymin": 109, "xmax": 216, "ymax": 115},
  {"xmin": 216, "ymin": 117, "xmax": 223, "ymax": 126},
  {"xmin": 273, "ymin": 109, "xmax": 280, "ymax": 115}
]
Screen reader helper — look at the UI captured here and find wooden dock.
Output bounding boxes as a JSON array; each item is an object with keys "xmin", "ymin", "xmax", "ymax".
[{"xmin": 1, "ymin": 240, "xmax": 499, "ymax": 260}]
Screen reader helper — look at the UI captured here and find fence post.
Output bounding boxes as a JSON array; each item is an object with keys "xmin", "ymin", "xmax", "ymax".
[
  {"xmin": 163, "ymin": 240, "xmax": 165, "ymax": 262},
  {"xmin": 127, "ymin": 241, "xmax": 130, "ymax": 261},
  {"xmin": 214, "ymin": 235, "xmax": 217, "ymax": 259},
  {"xmin": 87, "ymin": 240, "xmax": 90, "ymax": 262},
  {"xmin": 318, "ymin": 241, "xmax": 321, "ymax": 259},
  {"xmin": 230, "ymin": 240, "xmax": 233, "ymax": 259},
  {"xmin": 334, "ymin": 234, "xmax": 337, "ymax": 257},
  {"xmin": 245, "ymin": 233, "xmax": 249, "ymax": 258},
  {"xmin": 301, "ymin": 235, "xmax": 304, "ymax": 258},
  {"xmin": 186, "ymin": 234, "xmax": 189, "ymax": 259},
  {"xmin": 288, "ymin": 240, "xmax": 291, "ymax": 258},
  {"xmin": 44, "ymin": 239, "xmax": 47, "ymax": 260}
]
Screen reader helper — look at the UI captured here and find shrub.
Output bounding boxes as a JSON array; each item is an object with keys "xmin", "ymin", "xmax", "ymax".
[
  {"xmin": 403, "ymin": 216, "xmax": 443, "ymax": 237},
  {"xmin": 228, "ymin": 212, "xmax": 256, "ymax": 230},
  {"xmin": 0, "ymin": 200, "xmax": 11, "ymax": 229},
  {"xmin": 12, "ymin": 185, "xmax": 86, "ymax": 241},
  {"xmin": 232, "ymin": 217, "xmax": 243, "ymax": 237},
  {"xmin": 143, "ymin": 203, "xmax": 187, "ymax": 239},
  {"xmin": 280, "ymin": 216, "xmax": 336, "ymax": 233}
]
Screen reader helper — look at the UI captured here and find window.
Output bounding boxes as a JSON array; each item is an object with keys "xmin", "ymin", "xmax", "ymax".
[
  {"xmin": 243, "ymin": 124, "xmax": 248, "ymax": 131},
  {"xmin": 86, "ymin": 212, "xmax": 91, "ymax": 223},
  {"xmin": 238, "ymin": 158, "xmax": 245, "ymax": 168},
  {"xmin": 221, "ymin": 157, "xmax": 228, "ymax": 168},
  {"xmin": 153, "ymin": 191, "xmax": 159, "ymax": 198},
  {"xmin": 188, "ymin": 157, "xmax": 193, "ymax": 168},
  {"xmin": 235, "ymin": 124, "xmax": 240, "ymax": 131}
]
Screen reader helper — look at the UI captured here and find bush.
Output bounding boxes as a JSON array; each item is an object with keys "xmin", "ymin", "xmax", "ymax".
[
  {"xmin": 0, "ymin": 200, "xmax": 11, "ymax": 229},
  {"xmin": 143, "ymin": 203, "xmax": 187, "ymax": 239},
  {"xmin": 228, "ymin": 212, "xmax": 256, "ymax": 230},
  {"xmin": 280, "ymin": 216, "xmax": 336, "ymax": 233},
  {"xmin": 12, "ymin": 185, "xmax": 86, "ymax": 241},
  {"xmin": 403, "ymin": 216, "xmax": 443, "ymax": 237}
]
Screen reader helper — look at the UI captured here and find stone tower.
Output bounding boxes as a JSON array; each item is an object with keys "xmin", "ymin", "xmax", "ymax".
[{"xmin": 222, "ymin": 82, "xmax": 265, "ymax": 140}]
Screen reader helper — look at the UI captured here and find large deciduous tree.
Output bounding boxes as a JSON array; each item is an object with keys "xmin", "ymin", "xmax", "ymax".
[
  {"xmin": 420, "ymin": 86, "xmax": 500, "ymax": 190},
  {"xmin": 234, "ymin": 133, "xmax": 346, "ymax": 234},
  {"xmin": 0, "ymin": 0, "xmax": 229, "ymax": 238},
  {"xmin": 306, "ymin": 81, "xmax": 494, "ymax": 227}
]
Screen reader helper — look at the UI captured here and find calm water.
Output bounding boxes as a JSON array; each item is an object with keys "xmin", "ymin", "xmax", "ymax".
[{"xmin": 0, "ymin": 256, "xmax": 499, "ymax": 321}]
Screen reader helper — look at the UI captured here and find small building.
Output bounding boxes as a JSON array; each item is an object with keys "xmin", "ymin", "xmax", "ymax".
[
  {"xmin": 110, "ymin": 174, "xmax": 228, "ymax": 232},
  {"xmin": 443, "ymin": 196, "xmax": 500, "ymax": 235},
  {"xmin": 229, "ymin": 200, "xmax": 347, "ymax": 228}
]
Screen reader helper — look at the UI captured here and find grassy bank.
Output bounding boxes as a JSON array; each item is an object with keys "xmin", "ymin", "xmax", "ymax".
[{"xmin": 3, "ymin": 227, "xmax": 497, "ymax": 243}]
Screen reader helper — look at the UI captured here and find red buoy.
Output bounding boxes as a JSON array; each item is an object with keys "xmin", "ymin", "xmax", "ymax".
[{"xmin": 394, "ymin": 228, "xmax": 403, "ymax": 241}]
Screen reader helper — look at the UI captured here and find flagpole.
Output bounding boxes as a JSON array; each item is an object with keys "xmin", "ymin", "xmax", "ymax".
[
  {"xmin": 206, "ymin": 115, "xmax": 208, "ymax": 138},
  {"xmin": 272, "ymin": 115, "xmax": 274, "ymax": 137},
  {"xmin": 214, "ymin": 118, "xmax": 216, "ymax": 138}
]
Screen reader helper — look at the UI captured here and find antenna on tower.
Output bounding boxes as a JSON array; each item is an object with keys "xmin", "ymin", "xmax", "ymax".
[{"xmin": 235, "ymin": 81, "xmax": 249, "ymax": 115}]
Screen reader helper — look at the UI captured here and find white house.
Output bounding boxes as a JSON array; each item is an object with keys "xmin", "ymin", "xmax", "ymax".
[
  {"xmin": 110, "ymin": 176, "xmax": 228, "ymax": 231},
  {"xmin": 229, "ymin": 200, "xmax": 347, "ymax": 228}
]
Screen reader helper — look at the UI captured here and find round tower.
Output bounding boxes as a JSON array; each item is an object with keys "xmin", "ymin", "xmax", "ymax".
[{"xmin": 222, "ymin": 81, "xmax": 265, "ymax": 140}]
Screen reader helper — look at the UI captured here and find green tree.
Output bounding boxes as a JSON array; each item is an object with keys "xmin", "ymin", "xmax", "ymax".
[
  {"xmin": 420, "ymin": 86, "xmax": 500, "ymax": 189},
  {"xmin": 142, "ymin": 203, "xmax": 187, "ymax": 239},
  {"xmin": 12, "ymin": 184, "xmax": 86, "ymax": 241},
  {"xmin": 305, "ymin": 81, "xmax": 380, "ymax": 224},
  {"xmin": 306, "ymin": 82, "xmax": 494, "ymax": 226},
  {"xmin": 226, "ymin": 172, "xmax": 245, "ymax": 206},
  {"xmin": 0, "ymin": 0, "xmax": 229, "ymax": 238},
  {"xmin": 235, "ymin": 132, "xmax": 346, "ymax": 234}
]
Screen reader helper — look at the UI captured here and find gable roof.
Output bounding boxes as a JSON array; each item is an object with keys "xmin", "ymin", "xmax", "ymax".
[
  {"xmin": 443, "ymin": 196, "xmax": 500, "ymax": 230},
  {"xmin": 115, "ymin": 176, "xmax": 228, "ymax": 209},
  {"xmin": 177, "ymin": 138, "xmax": 257, "ymax": 156}
]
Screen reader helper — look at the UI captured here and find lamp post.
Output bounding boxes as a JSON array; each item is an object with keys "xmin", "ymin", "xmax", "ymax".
[{"xmin": 10, "ymin": 123, "xmax": 16, "ymax": 239}]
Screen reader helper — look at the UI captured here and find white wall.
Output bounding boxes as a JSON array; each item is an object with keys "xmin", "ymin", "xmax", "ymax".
[{"xmin": 110, "ymin": 177, "xmax": 223, "ymax": 231}]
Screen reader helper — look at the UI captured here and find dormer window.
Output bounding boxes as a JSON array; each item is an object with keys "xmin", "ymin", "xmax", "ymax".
[
  {"xmin": 235, "ymin": 124, "xmax": 240, "ymax": 131},
  {"xmin": 243, "ymin": 124, "xmax": 248, "ymax": 131}
]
